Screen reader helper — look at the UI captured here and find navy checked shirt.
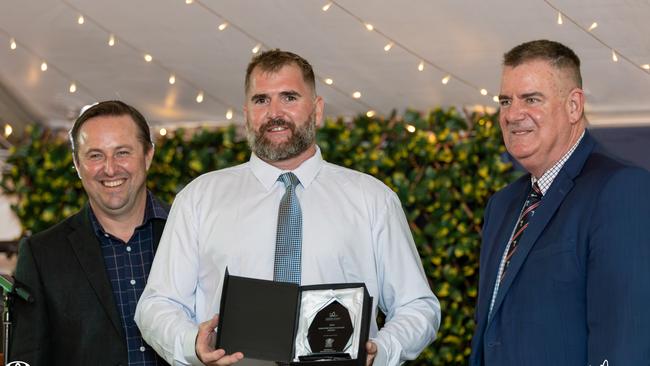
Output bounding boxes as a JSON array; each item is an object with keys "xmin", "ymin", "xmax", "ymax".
[{"xmin": 90, "ymin": 191, "xmax": 168, "ymax": 366}]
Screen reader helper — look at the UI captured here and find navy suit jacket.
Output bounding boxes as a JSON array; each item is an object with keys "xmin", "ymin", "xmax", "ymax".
[
  {"xmin": 10, "ymin": 203, "xmax": 168, "ymax": 366},
  {"xmin": 471, "ymin": 131, "xmax": 650, "ymax": 366}
]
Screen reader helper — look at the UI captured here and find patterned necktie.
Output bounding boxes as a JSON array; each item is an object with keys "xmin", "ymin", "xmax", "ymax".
[
  {"xmin": 500, "ymin": 182, "xmax": 542, "ymax": 281},
  {"xmin": 273, "ymin": 172, "xmax": 302, "ymax": 284}
]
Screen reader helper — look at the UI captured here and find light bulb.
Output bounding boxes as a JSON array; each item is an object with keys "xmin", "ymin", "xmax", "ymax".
[
  {"xmin": 480, "ymin": 89, "xmax": 488, "ymax": 96},
  {"xmin": 492, "ymin": 96, "xmax": 499, "ymax": 103},
  {"xmin": 218, "ymin": 22, "xmax": 228, "ymax": 31},
  {"xmin": 10, "ymin": 38, "xmax": 17, "ymax": 50},
  {"xmin": 226, "ymin": 109, "xmax": 233, "ymax": 120},
  {"xmin": 324, "ymin": 78, "xmax": 333, "ymax": 85},
  {"xmin": 366, "ymin": 110, "xmax": 376, "ymax": 118},
  {"xmin": 159, "ymin": 128, "xmax": 167, "ymax": 136},
  {"xmin": 352, "ymin": 91, "xmax": 361, "ymax": 99},
  {"xmin": 108, "ymin": 34, "xmax": 116, "ymax": 46},
  {"xmin": 418, "ymin": 61, "xmax": 424, "ymax": 72},
  {"xmin": 144, "ymin": 54, "xmax": 153, "ymax": 62},
  {"xmin": 77, "ymin": 15, "xmax": 85, "ymax": 25},
  {"xmin": 588, "ymin": 22, "xmax": 598, "ymax": 31},
  {"xmin": 4, "ymin": 124, "xmax": 12, "ymax": 137},
  {"xmin": 40, "ymin": 62, "xmax": 48, "ymax": 71},
  {"xmin": 69, "ymin": 83, "xmax": 77, "ymax": 93},
  {"xmin": 557, "ymin": 12, "xmax": 563, "ymax": 25},
  {"xmin": 441, "ymin": 75, "xmax": 450, "ymax": 84},
  {"xmin": 406, "ymin": 124, "xmax": 416, "ymax": 133},
  {"xmin": 611, "ymin": 50, "xmax": 618, "ymax": 62},
  {"xmin": 252, "ymin": 43, "xmax": 261, "ymax": 54},
  {"xmin": 196, "ymin": 91, "xmax": 204, "ymax": 103},
  {"xmin": 364, "ymin": 23, "xmax": 374, "ymax": 31},
  {"xmin": 169, "ymin": 74, "xmax": 176, "ymax": 85},
  {"xmin": 322, "ymin": 2, "xmax": 332, "ymax": 11},
  {"xmin": 384, "ymin": 43, "xmax": 393, "ymax": 52}
]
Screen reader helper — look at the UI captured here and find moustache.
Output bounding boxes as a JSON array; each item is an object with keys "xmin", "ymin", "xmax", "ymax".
[{"xmin": 259, "ymin": 118, "xmax": 295, "ymax": 134}]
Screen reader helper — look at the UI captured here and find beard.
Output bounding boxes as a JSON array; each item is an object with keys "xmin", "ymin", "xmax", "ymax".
[{"xmin": 246, "ymin": 113, "xmax": 317, "ymax": 162}]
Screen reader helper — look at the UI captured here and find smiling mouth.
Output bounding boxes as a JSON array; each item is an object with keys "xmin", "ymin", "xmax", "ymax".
[
  {"xmin": 268, "ymin": 125, "xmax": 288, "ymax": 132},
  {"xmin": 102, "ymin": 179, "xmax": 126, "ymax": 188}
]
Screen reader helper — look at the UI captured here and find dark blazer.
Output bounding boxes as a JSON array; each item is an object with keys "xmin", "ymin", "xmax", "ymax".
[
  {"xmin": 9, "ymin": 203, "xmax": 167, "ymax": 366},
  {"xmin": 471, "ymin": 131, "xmax": 650, "ymax": 366}
]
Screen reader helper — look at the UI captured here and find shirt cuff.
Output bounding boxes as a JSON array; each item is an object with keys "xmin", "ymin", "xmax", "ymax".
[
  {"xmin": 370, "ymin": 334, "xmax": 401, "ymax": 366},
  {"xmin": 182, "ymin": 327, "xmax": 202, "ymax": 365}
]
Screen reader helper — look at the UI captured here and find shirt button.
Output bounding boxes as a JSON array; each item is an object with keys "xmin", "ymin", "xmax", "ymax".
[
  {"xmin": 126, "ymin": 246, "xmax": 132, "ymax": 252},
  {"xmin": 104, "ymin": 233, "xmax": 110, "ymax": 238},
  {"xmin": 130, "ymin": 279, "xmax": 136, "ymax": 285},
  {"xmin": 140, "ymin": 346, "xmax": 146, "ymax": 352}
]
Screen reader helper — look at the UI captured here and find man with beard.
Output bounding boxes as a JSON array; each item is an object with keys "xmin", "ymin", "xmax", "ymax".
[
  {"xmin": 136, "ymin": 50, "xmax": 440, "ymax": 366},
  {"xmin": 10, "ymin": 101, "xmax": 169, "ymax": 365}
]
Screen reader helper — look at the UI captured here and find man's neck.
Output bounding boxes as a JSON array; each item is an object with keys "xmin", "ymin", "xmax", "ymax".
[
  {"xmin": 92, "ymin": 192, "xmax": 147, "ymax": 242},
  {"xmin": 265, "ymin": 144, "xmax": 317, "ymax": 171}
]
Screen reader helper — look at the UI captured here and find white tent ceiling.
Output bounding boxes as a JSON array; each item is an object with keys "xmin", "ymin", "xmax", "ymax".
[{"xmin": 0, "ymin": 0, "xmax": 649, "ymax": 136}]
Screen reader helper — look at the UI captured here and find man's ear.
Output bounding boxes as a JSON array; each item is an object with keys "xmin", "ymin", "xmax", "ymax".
[
  {"xmin": 72, "ymin": 154, "xmax": 82, "ymax": 180},
  {"xmin": 314, "ymin": 96, "xmax": 324, "ymax": 127},
  {"xmin": 567, "ymin": 87, "xmax": 585, "ymax": 124},
  {"xmin": 145, "ymin": 143, "xmax": 154, "ymax": 171}
]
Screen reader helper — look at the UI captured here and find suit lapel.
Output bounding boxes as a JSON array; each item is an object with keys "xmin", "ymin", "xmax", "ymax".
[
  {"xmin": 68, "ymin": 206, "xmax": 125, "ymax": 339},
  {"xmin": 487, "ymin": 131, "xmax": 596, "ymax": 323}
]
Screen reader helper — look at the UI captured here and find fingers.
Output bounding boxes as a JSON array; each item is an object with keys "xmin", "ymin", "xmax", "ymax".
[
  {"xmin": 365, "ymin": 341, "xmax": 377, "ymax": 366},
  {"xmin": 196, "ymin": 314, "xmax": 244, "ymax": 365}
]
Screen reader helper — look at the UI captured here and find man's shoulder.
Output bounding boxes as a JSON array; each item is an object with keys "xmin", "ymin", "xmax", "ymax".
[
  {"xmin": 319, "ymin": 161, "xmax": 396, "ymax": 196},
  {"xmin": 24, "ymin": 209, "xmax": 86, "ymax": 250},
  {"xmin": 180, "ymin": 162, "xmax": 251, "ymax": 191}
]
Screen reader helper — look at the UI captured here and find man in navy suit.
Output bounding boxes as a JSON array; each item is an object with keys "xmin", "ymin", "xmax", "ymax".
[{"xmin": 471, "ymin": 39, "xmax": 650, "ymax": 365}]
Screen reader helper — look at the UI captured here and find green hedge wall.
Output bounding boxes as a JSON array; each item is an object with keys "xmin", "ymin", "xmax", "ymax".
[{"xmin": 0, "ymin": 108, "xmax": 517, "ymax": 365}]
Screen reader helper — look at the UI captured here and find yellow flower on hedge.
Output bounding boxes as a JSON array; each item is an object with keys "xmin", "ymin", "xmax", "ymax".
[
  {"xmin": 462, "ymin": 182, "xmax": 473, "ymax": 195},
  {"xmin": 189, "ymin": 159, "xmax": 203, "ymax": 172},
  {"xmin": 478, "ymin": 166, "xmax": 489, "ymax": 178}
]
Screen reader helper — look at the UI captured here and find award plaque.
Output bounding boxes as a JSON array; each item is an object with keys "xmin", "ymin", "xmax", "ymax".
[
  {"xmin": 217, "ymin": 271, "xmax": 372, "ymax": 365},
  {"xmin": 307, "ymin": 300, "xmax": 353, "ymax": 353}
]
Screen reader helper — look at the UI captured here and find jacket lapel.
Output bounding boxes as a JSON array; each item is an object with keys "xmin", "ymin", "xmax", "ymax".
[
  {"xmin": 68, "ymin": 206, "xmax": 125, "ymax": 339},
  {"xmin": 487, "ymin": 131, "xmax": 597, "ymax": 324}
]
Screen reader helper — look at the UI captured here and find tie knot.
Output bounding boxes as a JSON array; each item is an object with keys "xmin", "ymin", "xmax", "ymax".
[
  {"xmin": 531, "ymin": 182, "xmax": 542, "ymax": 198},
  {"xmin": 279, "ymin": 172, "xmax": 300, "ymax": 189}
]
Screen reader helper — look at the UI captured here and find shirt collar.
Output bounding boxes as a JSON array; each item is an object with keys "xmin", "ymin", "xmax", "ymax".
[
  {"xmin": 89, "ymin": 190, "xmax": 167, "ymax": 236},
  {"xmin": 250, "ymin": 145, "xmax": 324, "ymax": 191},
  {"xmin": 531, "ymin": 130, "xmax": 585, "ymax": 195}
]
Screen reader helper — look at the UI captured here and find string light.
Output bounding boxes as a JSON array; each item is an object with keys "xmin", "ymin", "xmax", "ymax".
[
  {"xmin": 108, "ymin": 34, "xmax": 116, "ymax": 46},
  {"xmin": 322, "ymin": 2, "xmax": 332, "ymax": 11},
  {"xmin": 588, "ymin": 22, "xmax": 598, "ymax": 31},
  {"xmin": 168, "ymin": 74, "xmax": 176, "ymax": 85},
  {"xmin": 226, "ymin": 108, "xmax": 233, "ymax": 120},
  {"xmin": 144, "ymin": 54, "xmax": 153, "ymax": 62},
  {"xmin": 159, "ymin": 128, "xmax": 167, "ymax": 136},
  {"xmin": 9, "ymin": 38, "xmax": 16, "ymax": 50},
  {"xmin": 352, "ymin": 91, "xmax": 361, "ymax": 99},
  {"xmin": 77, "ymin": 15, "xmax": 85, "ymax": 25},
  {"xmin": 480, "ymin": 89, "xmax": 488, "ymax": 96},
  {"xmin": 196, "ymin": 91, "xmax": 204, "ymax": 103},
  {"xmin": 69, "ymin": 82, "xmax": 77, "ymax": 93},
  {"xmin": 492, "ymin": 96, "xmax": 499, "ymax": 103},
  {"xmin": 4, "ymin": 124, "xmax": 12, "ymax": 137},
  {"xmin": 364, "ymin": 23, "xmax": 374, "ymax": 31},
  {"xmin": 418, "ymin": 61, "xmax": 424, "ymax": 72},
  {"xmin": 642, "ymin": 64, "xmax": 650, "ymax": 70},
  {"xmin": 324, "ymin": 78, "xmax": 333, "ymax": 85},
  {"xmin": 218, "ymin": 22, "xmax": 228, "ymax": 31},
  {"xmin": 383, "ymin": 42, "xmax": 393, "ymax": 52},
  {"xmin": 441, "ymin": 75, "xmax": 450, "ymax": 85},
  {"xmin": 405, "ymin": 124, "xmax": 416, "ymax": 133},
  {"xmin": 252, "ymin": 43, "xmax": 261, "ymax": 54},
  {"xmin": 557, "ymin": 12, "xmax": 563, "ymax": 25},
  {"xmin": 611, "ymin": 50, "xmax": 618, "ymax": 62},
  {"xmin": 366, "ymin": 110, "xmax": 376, "ymax": 118},
  {"xmin": 40, "ymin": 61, "xmax": 48, "ymax": 71},
  {"xmin": 185, "ymin": 0, "xmax": 193, "ymax": 4}
]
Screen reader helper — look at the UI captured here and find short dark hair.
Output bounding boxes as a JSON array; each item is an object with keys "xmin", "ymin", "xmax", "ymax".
[
  {"xmin": 69, "ymin": 100, "xmax": 152, "ymax": 161},
  {"xmin": 503, "ymin": 39, "xmax": 582, "ymax": 88},
  {"xmin": 245, "ymin": 49, "xmax": 316, "ymax": 94}
]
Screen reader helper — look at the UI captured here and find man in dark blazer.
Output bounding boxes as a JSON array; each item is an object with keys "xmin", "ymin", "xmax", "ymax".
[
  {"xmin": 471, "ymin": 40, "xmax": 650, "ymax": 365},
  {"xmin": 10, "ymin": 101, "xmax": 169, "ymax": 365}
]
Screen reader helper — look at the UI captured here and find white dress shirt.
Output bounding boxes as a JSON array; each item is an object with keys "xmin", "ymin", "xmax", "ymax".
[{"xmin": 135, "ymin": 147, "xmax": 440, "ymax": 366}]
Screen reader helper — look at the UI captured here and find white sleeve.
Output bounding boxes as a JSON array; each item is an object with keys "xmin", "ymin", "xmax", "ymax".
[
  {"xmin": 370, "ymin": 192, "xmax": 441, "ymax": 365},
  {"xmin": 135, "ymin": 189, "xmax": 204, "ymax": 365}
]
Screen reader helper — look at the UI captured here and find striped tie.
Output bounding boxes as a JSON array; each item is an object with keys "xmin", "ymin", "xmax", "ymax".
[
  {"xmin": 501, "ymin": 183, "xmax": 542, "ymax": 281},
  {"xmin": 273, "ymin": 172, "xmax": 302, "ymax": 284}
]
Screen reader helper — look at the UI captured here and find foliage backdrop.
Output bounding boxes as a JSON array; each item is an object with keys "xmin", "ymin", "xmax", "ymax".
[{"xmin": 1, "ymin": 108, "xmax": 517, "ymax": 365}]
